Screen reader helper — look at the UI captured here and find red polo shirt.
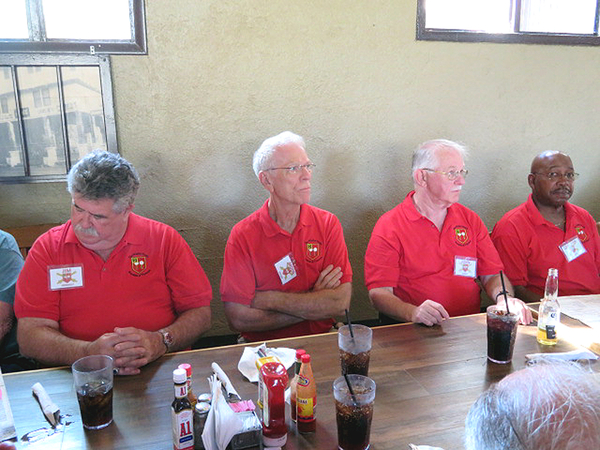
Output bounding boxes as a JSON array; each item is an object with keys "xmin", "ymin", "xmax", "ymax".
[
  {"xmin": 220, "ymin": 201, "xmax": 352, "ymax": 342},
  {"xmin": 491, "ymin": 195, "xmax": 600, "ymax": 297},
  {"xmin": 15, "ymin": 214, "xmax": 212, "ymax": 342},
  {"xmin": 365, "ymin": 191, "xmax": 503, "ymax": 317}
]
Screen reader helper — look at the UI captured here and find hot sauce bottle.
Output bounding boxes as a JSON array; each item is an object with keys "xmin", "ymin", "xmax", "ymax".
[
  {"xmin": 296, "ymin": 353, "xmax": 316, "ymax": 433},
  {"xmin": 178, "ymin": 363, "xmax": 197, "ymax": 407},
  {"xmin": 260, "ymin": 362, "xmax": 289, "ymax": 447},
  {"xmin": 290, "ymin": 349, "xmax": 306, "ymax": 422},
  {"xmin": 172, "ymin": 368, "xmax": 194, "ymax": 450}
]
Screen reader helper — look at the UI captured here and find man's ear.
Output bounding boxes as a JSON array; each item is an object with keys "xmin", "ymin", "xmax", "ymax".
[
  {"xmin": 414, "ymin": 169, "xmax": 427, "ymax": 188},
  {"xmin": 527, "ymin": 173, "xmax": 535, "ymax": 190},
  {"xmin": 259, "ymin": 171, "xmax": 274, "ymax": 192}
]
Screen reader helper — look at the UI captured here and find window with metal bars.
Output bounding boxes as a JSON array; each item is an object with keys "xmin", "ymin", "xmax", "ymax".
[
  {"xmin": 417, "ymin": 0, "xmax": 600, "ymax": 46},
  {"xmin": 0, "ymin": 54, "xmax": 117, "ymax": 183}
]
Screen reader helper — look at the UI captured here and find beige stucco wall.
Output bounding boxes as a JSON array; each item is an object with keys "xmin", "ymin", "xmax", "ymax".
[{"xmin": 2, "ymin": 1, "xmax": 599, "ymax": 336}]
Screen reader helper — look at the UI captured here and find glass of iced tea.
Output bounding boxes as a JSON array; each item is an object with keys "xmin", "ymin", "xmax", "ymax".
[
  {"xmin": 333, "ymin": 374, "xmax": 376, "ymax": 450},
  {"xmin": 338, "ymin": 324, "xmax": 372, "ymax": 376},
  {"xmin": 486, "ymin": 305, "xmax": 518, "ymax": 364},
  {"xmin": 72, "ymin": 355, "xmax": 114, "ymax": 429}
]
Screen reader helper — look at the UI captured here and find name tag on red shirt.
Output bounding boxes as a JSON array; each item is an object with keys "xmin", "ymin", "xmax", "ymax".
[
  {"xmin": 274, "ymin": 254, "xmax": 297, "ymax": 285},
  {"xmin": 559, "ymin": 236, "xmax": 587, "ymax": 262},
  {"xmin": 454, "ymin": 256, "xmax": 477, "ymax": 278},
  {"xmin": 48, "ymin": 265, "xmax": 84, "ymax": 290}
]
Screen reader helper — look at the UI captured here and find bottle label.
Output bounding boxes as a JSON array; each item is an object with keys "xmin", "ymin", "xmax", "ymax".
[
  {"xmin": 172, "ymin": 410, "xmax": 194, "ymax": 450},
  {"xmin": 298, "ymin": 375, "xmax": 310, "ymax": 387},
  {"xmin": 297, "ymin": 396, "xmax": 316, "ymax": 421},
  {"xmin": 545, "ymin": 325, "xmax": 556, "ymax": 340}
]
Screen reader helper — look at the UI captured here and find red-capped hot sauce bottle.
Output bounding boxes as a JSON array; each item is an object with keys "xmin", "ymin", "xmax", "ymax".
[{"xmin": 296, "ymin": 353, "xmax": 316, "ymax": 433}]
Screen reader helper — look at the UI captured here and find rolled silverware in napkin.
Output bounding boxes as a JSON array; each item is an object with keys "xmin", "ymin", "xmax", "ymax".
[{"xmin": 31, "ymin": 382, "xmax": 60, "ymax": 427}]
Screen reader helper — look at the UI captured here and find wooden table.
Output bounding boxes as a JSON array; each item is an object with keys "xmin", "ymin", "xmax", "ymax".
[{"xmin": 4, "ymin": 312, "xmax": 598, "ymax": 450}]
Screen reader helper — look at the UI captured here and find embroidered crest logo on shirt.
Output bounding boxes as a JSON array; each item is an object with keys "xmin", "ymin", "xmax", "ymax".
[
  {"xmin": 131, "ymin": 256, "xmax": 148, "ymax": 274},
  {"xmin": 274, "ymin": 254, "xmax": 297, "ymax": 285},
  {"xmin": 559, "ymin": 236, "xmax": 587, "ymax": 263},
  {"xmin": 305, "ymin": 240, "xmax": 322, "ymax": 262},
  {"xmin": 454, "ymin": 226, "xmax": 470, "ymax": 246},
  {"xmin": 454, "ymin": 256, "xmax": 477, "ymax": 278},
  {"xmin": 575, "ymin": 225, "xmax": 589, "ymax": 243},
  {"xmin": 48, "ymin": 265, "xmax": 84, "ymax": 290}
]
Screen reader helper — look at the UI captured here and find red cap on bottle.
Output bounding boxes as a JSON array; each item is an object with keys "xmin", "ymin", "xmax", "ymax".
[
  {"xmin": 178, "ymin": 363, "xmax": 192, "ymax": 376},
  {"xmin": 301, "ymin": 353, "xmax": 311, "ymax": 363},
  {"xmin": 296, "ymin": 349, "xmax": 306, "ymax": 359}
]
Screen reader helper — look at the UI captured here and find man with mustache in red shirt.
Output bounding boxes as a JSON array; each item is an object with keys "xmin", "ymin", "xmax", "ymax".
[{"xmin": 492, "ymin": 151, "xmax": 600, "ymax": 302}]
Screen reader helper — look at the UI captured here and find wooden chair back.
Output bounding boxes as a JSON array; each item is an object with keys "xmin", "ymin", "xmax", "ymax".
[{"xmin": 4, "ymin": 223, "xmax": 61, "ymax": 258}]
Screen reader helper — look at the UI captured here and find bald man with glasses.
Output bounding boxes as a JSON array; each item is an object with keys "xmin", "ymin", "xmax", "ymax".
[
  {"xmin": 220, "ymin": 131, "xmax": 352, "ymax": 342},
  {"xmin": 365, "ymin": 139, "xmax": 532, "ymax": 326},
  {"xmin": 492, "ymin": 151, "xmax": 600, "ymax": 302}
]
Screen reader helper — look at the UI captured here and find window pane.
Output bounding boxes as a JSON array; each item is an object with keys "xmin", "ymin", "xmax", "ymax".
[
  {"xmin": 0, "ymin": 0, "xmax": 29, "ymax": 39},
  {"xmin": 0, "ymin": 67, "xmax": 24, "ymax": 177},
  {"xmin": 16, "ymin": 66, "xmax": 66, "ymax": 176},
  {"xmin": 520, "ymin": 0, "xmax": 597, "ymax": 34},
  {"xmin": 425, "ymin": 0, "xmax": 513, "ymax": 33},
  {"xmin": 43, "ymin": 0, "xmax": 132, "ymax": 40},
  {"xmin": 61, "ymin": 66, "xmax": 107, "ymax": 165}
]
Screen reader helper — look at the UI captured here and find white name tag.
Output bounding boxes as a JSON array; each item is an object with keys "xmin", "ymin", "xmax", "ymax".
[
  {"xmin": 454, "ymin": 256, "xmax": 477, "ymax": 278},
  {"xmin": 274, "ymin": 254, "xmax": 297, "ymax": 285},
  {"xmin": 48, "ymin": 265, "xmax": 84, "ymax": 290},
  {"xmin": 559, "ymin": 236, "xmax": 587, "ymax": 262}
]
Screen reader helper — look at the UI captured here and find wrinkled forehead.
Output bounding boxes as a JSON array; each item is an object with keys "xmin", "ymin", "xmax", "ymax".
[
  {"xmin": 434, "ymin": 146, "xmax": 464, "ymax": 169},
  {"xmin": 271, "ymin": 141, "xmax": 309, "ymax": 166}
]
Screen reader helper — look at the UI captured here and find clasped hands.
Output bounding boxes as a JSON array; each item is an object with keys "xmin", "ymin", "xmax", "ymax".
[{"xmin": 86, "ymin": 327, "xmax": 166, "ymax": 376}]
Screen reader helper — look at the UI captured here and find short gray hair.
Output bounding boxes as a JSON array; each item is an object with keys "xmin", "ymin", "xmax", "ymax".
[
  {"xmin": 252, "ymin": 131, "xmax": 305, "ymax": 178},
  {"xmin": 67, "ymin": 151, "xmax": 140, "ymax": 213},
  {"xmin": 411, "ymin": 139, "xmax": 468, "ymax": 178},
  {"xmin": 465, "ymin": 362, "xmax": 600, "ymax": 450}
]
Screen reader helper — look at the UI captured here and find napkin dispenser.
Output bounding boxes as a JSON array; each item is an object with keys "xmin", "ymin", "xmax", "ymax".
[{"xmin": 227, "ymin": 410, "xmax": 262, "ymax": 450}]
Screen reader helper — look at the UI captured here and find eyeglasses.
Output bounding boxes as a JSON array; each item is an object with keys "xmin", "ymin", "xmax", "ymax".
[
  {"xmin": 531, "ymin": 171, "xmax": 579, "ymax": 181},
  {"xmin": 264, "ymin": 163, "xmax": 316, "ymax": 174},
  {"xmin": 422, "ymin": 168, "xmax": 468, "ymax": 181}
]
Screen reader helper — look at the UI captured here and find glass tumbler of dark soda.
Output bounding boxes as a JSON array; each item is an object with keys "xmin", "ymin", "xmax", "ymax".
[
  {"xmin": 338, "ymin": 324, "xmax": 372, "ymax": 376},
  {"xmin": 486, "ymin": 305, "xmax": 518, "ymax": 364},
  {"xmin": 72, "ymin": 355, "xmax": 114, "ymax": 429},
  {"xmin": 333, "ymin": 374, "xmax": 376, "ymax": 450}
]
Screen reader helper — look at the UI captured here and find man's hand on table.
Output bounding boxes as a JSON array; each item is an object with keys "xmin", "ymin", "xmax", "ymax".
[{"xmin": 411, "ymin": 300, "xmax": 450, "ymax": 326}]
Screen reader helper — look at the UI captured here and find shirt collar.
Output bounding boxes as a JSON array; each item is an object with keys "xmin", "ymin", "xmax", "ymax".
[
  {"xmin": 258, "ymin": 200, "xmax": 307, "ymax": 237},
  {"xmin": 525, "ymin": 194, "xmax": 572, "ymax": 227},
  {"xmin": 402, "ymin": 190, "xmax": 457, "ymax": 222}
]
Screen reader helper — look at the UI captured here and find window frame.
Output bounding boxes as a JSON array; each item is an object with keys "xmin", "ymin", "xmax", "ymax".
[
  {"xmin": 417, "ymin": 0, "xmax": 600, "ymax": 46},
  {"xmin": 0, "ymin": 0, "xmax": 147, "ymax": 55},
  {"xmin": 0, "ymin": 53, "xmax": 118, "ymax": 184}
]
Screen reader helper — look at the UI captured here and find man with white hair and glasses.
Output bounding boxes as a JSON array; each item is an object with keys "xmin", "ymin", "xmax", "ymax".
[
  {"xmin": 15, "ymin": 151, "xmax": 212, "ymax": 375},
  {"xmin": 220, "ymin": 131, "xmax": 352, "ymax": 342},
  {"xmin": 465, "ymin": 362, "xmax": 600, "ymax": 450},
  {"xmin": 492, "ymin": 150, "xmax": 600, "ymax": 302},
  {"xmin": 365, "ymin": 139, "xmax": 532, "ymax": 326}
]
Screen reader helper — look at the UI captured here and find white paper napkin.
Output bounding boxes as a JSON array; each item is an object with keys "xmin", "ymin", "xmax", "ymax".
[
  {"xmin": 237, "ymin": 344, "xmax": 296, "ymax": 383},
  {"xmin": 525, "ymin": 348, "xmax": 599, "ymax": 364},
  {"xmin": 202, "ymin": 374, "xmax": 243, "ymax": 450}
]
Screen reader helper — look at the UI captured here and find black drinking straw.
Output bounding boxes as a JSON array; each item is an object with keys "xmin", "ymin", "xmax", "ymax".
[
  {"xmin": 345, "ymin": 309, "xmax": 355, "ymax": 339},
  {"xmin": 499, "ymin": 270, "xmax": 511, "ymax": 314},
  {"xmin": 344, "ymin": 373, "xmax": 359, "ymax": 406}
]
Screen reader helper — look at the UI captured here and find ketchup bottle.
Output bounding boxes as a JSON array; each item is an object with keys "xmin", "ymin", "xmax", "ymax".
[
  {"xmin": 260, "ymin": 362, "xmax": 288, "ymax": 447},
  {"xmin": 296, "ymin": 353, "xmax": 316, "ymax": 433}
]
